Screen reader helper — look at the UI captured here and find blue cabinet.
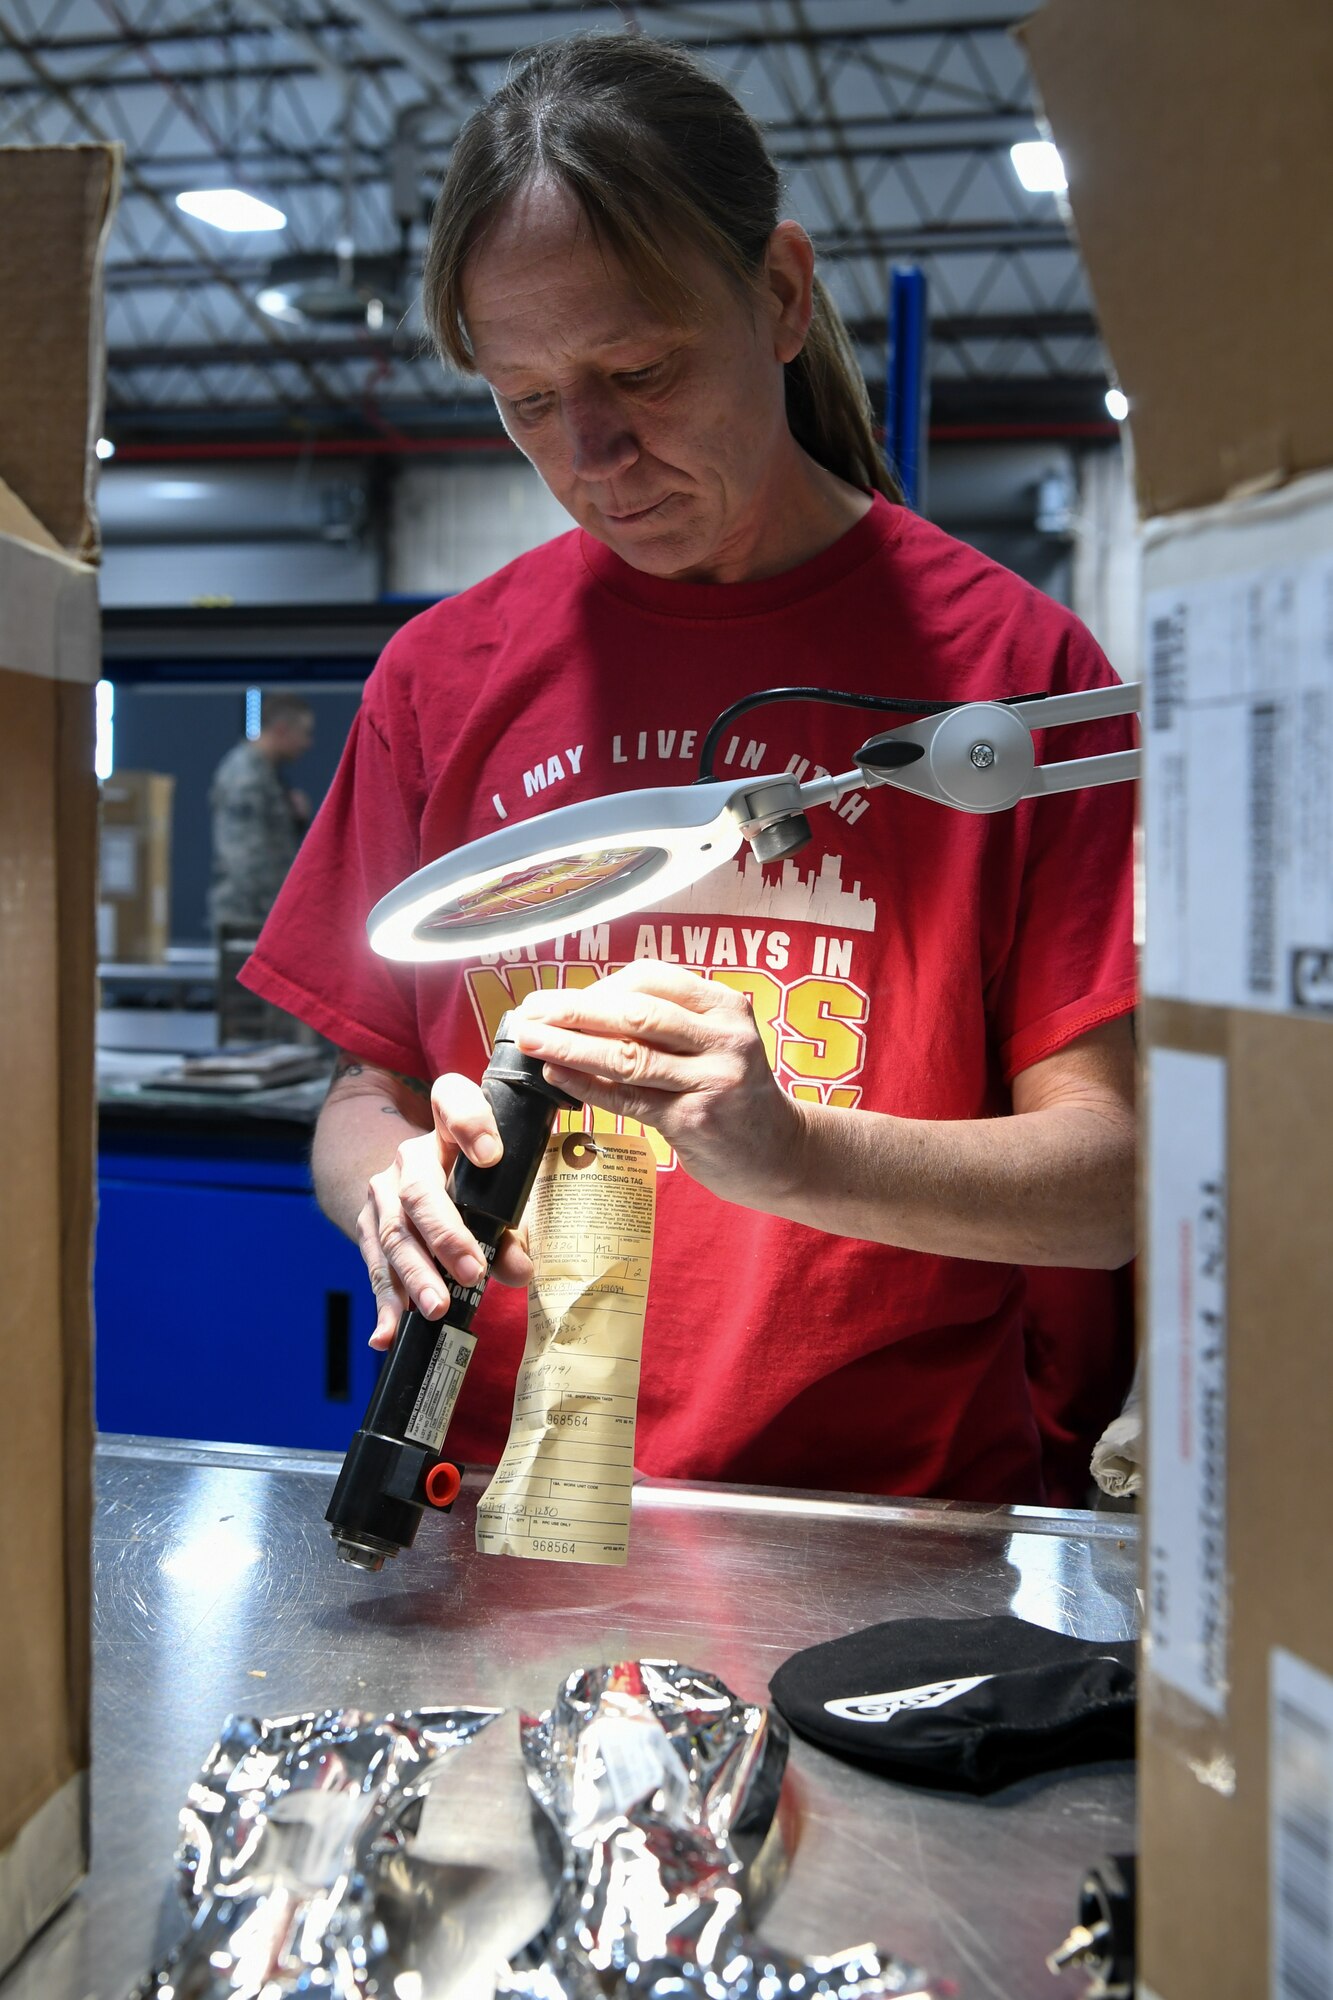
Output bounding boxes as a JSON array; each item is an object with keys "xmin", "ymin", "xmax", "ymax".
[{"xmin": 96, "ymin": 1133, "xmax": 381, "ymax": 1449}]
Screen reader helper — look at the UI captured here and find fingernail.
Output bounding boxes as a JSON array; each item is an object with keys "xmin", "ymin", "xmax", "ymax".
[
  {"xmin": 474, "ymin": 1133, "xmax": 501, "ymax": 1164},
  {"xmin": 419, "ymin": 1287, "xmax": 445, "ymax": 1317},
  {"xmin": 455, "ymin": 1254, "xmax": 484, "ymax": 1286}
]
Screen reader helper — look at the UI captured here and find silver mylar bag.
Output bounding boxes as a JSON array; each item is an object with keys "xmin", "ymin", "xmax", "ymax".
[
  {"xmin": 130, "ymin": 1705, "xmax": 501, "ymax": 1998},
  {"xmin": 502, "ymin": 1661, "xmax": 939, "ymax": 2000}
]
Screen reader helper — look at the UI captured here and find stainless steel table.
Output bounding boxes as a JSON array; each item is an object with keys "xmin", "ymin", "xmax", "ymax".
[{"xmin": 4, "ymin": 1438, "xmax": 1138, "ymax": 2000}]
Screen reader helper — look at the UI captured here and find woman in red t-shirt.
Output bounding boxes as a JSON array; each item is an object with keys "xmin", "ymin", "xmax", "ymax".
[{"xmin": 246, "ymin": 34, "xmax": 1136, "ymax": 1503}]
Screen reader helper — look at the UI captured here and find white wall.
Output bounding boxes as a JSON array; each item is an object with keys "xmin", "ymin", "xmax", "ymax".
[
  {"xmin": 98, "ymin": 459, "xmax": 380, "ymax": 607},
  {"xmin": 1072, "ymin": 442, "xmax": 1141, "ymax": 681},
  {"xmin": 100, "ymin": 538, "xmax": 379, "ymax": 608},
  {"xmin": 390, "ymin": 457, "xmax": 573, "ymax": 596},
  {"xmin": 94, "ymin": 445, "xmax": 1142, "ymax": 619}
]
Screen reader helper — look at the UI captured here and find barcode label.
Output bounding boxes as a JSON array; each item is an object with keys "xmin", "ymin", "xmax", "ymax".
[
  {"xmin": 1141, "ymin": 504, "xmax": 1333, "ymax": 1014},
  {"xmin": 1272, "ymin": 1649, "xmax": 1333, "ymax": 2000},
  {"xmin": 1149, "ymin": 605, "xmax": 1187, "ymax": 730},
  {"xmin": 406, "ymin": 1327, "xmax": 479, "ymax": 1451},
  {"xmin": 1249, "ymin": 701, "xmax": 1280, "ymax": 994},
  {"xmin": 1146, "ymin": 1049, "xmax": 1229, "ymax": 1715}
]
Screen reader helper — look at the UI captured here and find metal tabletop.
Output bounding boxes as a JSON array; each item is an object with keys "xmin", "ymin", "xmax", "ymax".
[{"xmin": 4, "ymin": 1438, "xmax": 1139, "ymax": 2000}]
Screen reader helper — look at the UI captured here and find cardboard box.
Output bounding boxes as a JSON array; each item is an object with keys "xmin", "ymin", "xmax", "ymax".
[
  {"xmin": 0, "ymin": 147, "xmax": 120, "ymax": 563},
  {"xmin": 1019, "ymin": 4, "xmax": 1333, "ymax": 1996},
  {"xmin": 0, "ymin": 143, "xmax": 118, "ymax": 1977},
  {"xmin": 99, "ymin": 770, "xmax": 175, "ymax": 964}
]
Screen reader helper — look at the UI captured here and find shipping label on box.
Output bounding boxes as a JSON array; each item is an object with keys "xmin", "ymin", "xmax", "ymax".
[
  {"xmin": 1144, "ymin": 473, "xmax": 1333, "ymax": 1016},
  {"xmin": 1145, "ymin": 1046, "xmax": 1228, "ymax": 1717},
  {"xmin": 1271, "ymin": 1649, "xmax": 1333, "ymax": 2000}
]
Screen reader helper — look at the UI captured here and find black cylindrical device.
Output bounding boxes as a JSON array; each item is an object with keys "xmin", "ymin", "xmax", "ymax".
[
  {"xmin": 326, "ymin": 1012, "xmax": 577, "ymax": 1570},
  {"xmin": 1046, "ymin": 1852, "xmax": 1136, "ymax": 1995}
]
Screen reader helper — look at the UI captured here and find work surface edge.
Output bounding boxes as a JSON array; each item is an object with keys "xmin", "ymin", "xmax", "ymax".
[{"xmin": 96, "ymin": 1431, "xmax": 1140, "ymax": 1538}]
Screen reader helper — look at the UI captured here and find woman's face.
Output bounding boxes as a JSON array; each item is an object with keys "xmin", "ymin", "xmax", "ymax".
[{"xmin": 462, "ymin": 178, "xmax": 812, "ymax": 583}]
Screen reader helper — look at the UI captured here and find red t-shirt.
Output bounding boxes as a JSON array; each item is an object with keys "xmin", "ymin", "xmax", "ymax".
[{"xmin": 243, "ymin": 495, "xmax": 1135, "ymax": 1503}]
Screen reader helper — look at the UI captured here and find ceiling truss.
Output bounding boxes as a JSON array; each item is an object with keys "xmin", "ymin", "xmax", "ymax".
[{"xmin": 0, "ymin": 0, "xmax": 1111, "ymax": 440}]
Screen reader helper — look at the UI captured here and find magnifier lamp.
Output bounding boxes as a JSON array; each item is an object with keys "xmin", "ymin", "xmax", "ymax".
[{"xmin": 368, "ymin": 681, "xmax": 1141, "ymax": 963}]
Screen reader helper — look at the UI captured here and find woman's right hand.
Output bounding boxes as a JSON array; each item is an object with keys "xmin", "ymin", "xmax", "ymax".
[{"xmin": 357, "ymin": 1071, "xmax": 534, "ymax": 1349}]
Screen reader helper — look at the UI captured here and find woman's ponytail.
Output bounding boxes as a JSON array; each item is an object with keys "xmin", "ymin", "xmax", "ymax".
[{"xmin": 786, "ymin": 278, "xmax": 901, "ymax": 501}]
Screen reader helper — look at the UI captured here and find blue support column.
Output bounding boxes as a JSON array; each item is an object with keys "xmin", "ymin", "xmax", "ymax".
[{"xmin": 885, "ymin": 264, "xmax": 930, "ymax": 510}]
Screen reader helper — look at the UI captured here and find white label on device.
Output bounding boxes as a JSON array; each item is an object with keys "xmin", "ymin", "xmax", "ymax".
[
  {"xmin": 565, "ymin": 1714, "xmax": 691, "ymax": 1838},
  {"xmin": 587, "ymin": 1715, "xmax": 687, "ymax": 1818},
  {"xmin": 1272, "ymin": 1649, "xmax": 1333, "ymax": 2000},
  {"xmin": 1146, "ymin": 1048, "xmax": 1228, "ymax": 1715},
  {"xmin": 406, "ymin": 1327, "xmax": 479, "ymax": 1452},
  {"xmin": 1143, "ymin": 538, "xmax": 1333, "ymax": 1013}
]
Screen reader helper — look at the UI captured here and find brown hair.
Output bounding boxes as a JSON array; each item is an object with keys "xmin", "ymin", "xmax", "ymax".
[{"xmin": 422, "ymin": 32, "xmax": 899, "ymax": 501}]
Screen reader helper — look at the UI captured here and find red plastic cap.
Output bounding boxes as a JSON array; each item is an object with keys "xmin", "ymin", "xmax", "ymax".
[{"xmin": 424, "ymin": 1460, "xmax": 462, "ymax": 1509}]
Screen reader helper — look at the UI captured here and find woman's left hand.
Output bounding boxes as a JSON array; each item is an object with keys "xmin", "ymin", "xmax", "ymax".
[{"xmin": 512, "ymin": 962, "xmax": 803, "ymax": 1209}]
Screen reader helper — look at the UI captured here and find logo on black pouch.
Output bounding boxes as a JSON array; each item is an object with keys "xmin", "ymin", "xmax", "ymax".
[{"xmin": 825, "ymin": 1674, "xmax": 993, "ymax": 1723}]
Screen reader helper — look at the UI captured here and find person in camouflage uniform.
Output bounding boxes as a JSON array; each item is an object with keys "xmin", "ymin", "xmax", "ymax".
[{"xmin": 208, "ymin": 692, "xmax": 315, "ymax": 936}]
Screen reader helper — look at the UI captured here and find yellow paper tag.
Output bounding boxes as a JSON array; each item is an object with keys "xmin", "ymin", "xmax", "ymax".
[{"xmin": 476, "ymin": 1131, "xmax": 657, "ymax": 1566}]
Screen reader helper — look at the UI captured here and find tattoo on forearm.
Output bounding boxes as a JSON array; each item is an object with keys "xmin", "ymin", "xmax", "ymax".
[{"xmin": 330, "ymin": 1051, "xmax": 431, "ymax": 1099}]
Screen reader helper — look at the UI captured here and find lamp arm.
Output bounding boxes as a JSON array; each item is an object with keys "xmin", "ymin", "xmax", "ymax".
[
  {"xmin": 736, "ymin": 681, "xmax": 1141, "ymax": 838},
  {"xmin": 696, "ymin": 685, "xmax": 1042, "ymax": 780},
  {"xmin": 787, "ymin": 767, "xmax": 874, "ymax": 813},
  {"xmin": 838, "ymin": 682, "xmax": 1141, "ymax": 818},
  {"xmin": 1010, "ymin": 682, "xmax": 1139, "ymax": 729}
]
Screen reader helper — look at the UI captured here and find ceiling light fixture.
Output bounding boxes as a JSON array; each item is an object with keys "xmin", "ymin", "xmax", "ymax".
[
  {"xmin": 95, "ymin": 436, "xmax": 115, "ymax": 460},
  {"xmin": 1105, "ymin": 388, "xmax": 1130, "ymax": 422},
  {"xmin": 255, "ymin": 286, "xmax": 296, "ymax": 321},
  {"xmin": 255, "ymin": 250, "xmax": 403, "ymax": 330},
  {"xmin": 176, "ymin": 188, "xmax": 287, "ymax": 233},
  {"xmin": 1009, "ymin": 140, "xmax": 1068, "ymax": 194}
]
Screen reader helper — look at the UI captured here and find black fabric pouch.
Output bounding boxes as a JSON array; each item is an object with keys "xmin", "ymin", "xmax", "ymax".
[{"xmin": 769, "ymin": 1614, "xmax": 1136, "ymax": 1793}]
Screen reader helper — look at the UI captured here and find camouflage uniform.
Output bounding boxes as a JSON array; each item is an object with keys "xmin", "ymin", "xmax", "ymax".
[{"xmin": 208, "ymin": 740, "xmax": 303, "ymax": 936}]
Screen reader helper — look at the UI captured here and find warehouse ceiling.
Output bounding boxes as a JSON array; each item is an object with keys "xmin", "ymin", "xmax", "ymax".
[{"xmin": 0, "ymin": 0, "xmax": 1113, "ymax": 448}]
